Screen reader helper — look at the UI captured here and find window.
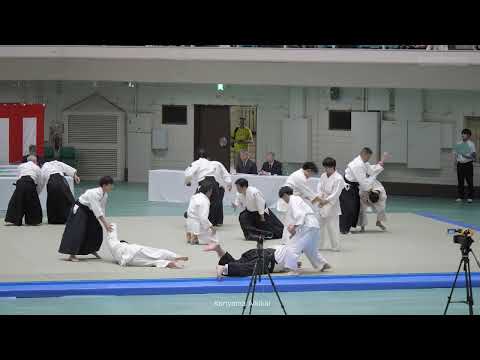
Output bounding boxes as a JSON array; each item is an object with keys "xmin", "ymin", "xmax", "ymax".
[
  {"xmin": 162, "ymin": 105, "xmax": 187, "ymax": 125},
  {"xmin": 329, "ymin": 110, "xmax": 351, "ymax": 130}
]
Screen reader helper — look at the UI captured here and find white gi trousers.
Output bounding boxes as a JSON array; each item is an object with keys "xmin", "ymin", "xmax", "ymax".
[
  {"xmin": 319, "ymin": 215, "xmax": 340, "ymax": 251},
  {"xmin": 127, "ymin": 247, "xmax": 178, "ymax": 268},
  {"xmin": 289, "ymin": 226, "xmax": 328, "ymax": 269}
]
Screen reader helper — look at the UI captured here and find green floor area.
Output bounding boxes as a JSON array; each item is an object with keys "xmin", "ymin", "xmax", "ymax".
[
  {"xmin": 0, "ymin": 288, "xmax": 476, "ymax": 315},
  {"xmin": 75, "ymin": 182, "xmax": 480, "ymax": 226}
]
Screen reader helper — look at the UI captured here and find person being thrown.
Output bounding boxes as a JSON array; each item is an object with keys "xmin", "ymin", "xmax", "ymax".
[
  {"xmin": 358, "ymin": 175, "xmax": 388, "ymax": 232},
  {"xmin": 185, "ymin": 182, "xmax": 219, "ymax": 245},
  {"xmin": 204, "ymin": 241, "xmax": 302, "ymax": 278},
  {"xmin": 106, "ymin": 224, "xmax": 188, "ymax": 268}
]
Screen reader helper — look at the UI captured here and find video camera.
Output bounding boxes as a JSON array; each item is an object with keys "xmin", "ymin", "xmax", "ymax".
[
  {"xmin": 448, "ymin": 228, "xmax": 474, "ymax": 250},
  {"xmin": 245, "ymin": 228, "xmax": 273, "ymax": 247}
]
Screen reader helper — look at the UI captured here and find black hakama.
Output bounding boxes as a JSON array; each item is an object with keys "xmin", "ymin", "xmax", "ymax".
[
  {"xmin": 199, "ymin": 176, "xmax": 224, "ymax": 226},
  {"xmin": 239, "ymin": 209, "xmax": 284, "ymax": 240},
  {"xmin": 339, "ymin": 178, "xmax": 360, "ymax": 233},
  {"xmin": 218, "ymin": 248, "xmax": 276, "ymax": 277},
  {"xmin": 4, "ymin": 176, "xmax": 42, "ymax": 226},
  {"xmin": 46, "ymin": 173, "xmax": 75, "ymax": 224},
  {"xmin": 58, "ymin": 201, "xmax": 103, "ymax": 255}
]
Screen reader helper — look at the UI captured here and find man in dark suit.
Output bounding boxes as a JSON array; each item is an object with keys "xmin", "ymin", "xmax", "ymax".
[
  {"xmin": 260, "ymin": 152, "xmax": 283, "ymax": 176},
  {"xmin": 236, "ymin": 150, "xmax": 257, "ymax": 175}
]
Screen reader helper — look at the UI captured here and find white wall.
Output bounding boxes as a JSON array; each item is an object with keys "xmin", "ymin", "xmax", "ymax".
[
  {"xmin": 306, "ymin": 87, "xmax": 480, "ymax": 186},
  {"xmin": 1, "ymin": 80, "xmax": 480, "ymax": 185}
]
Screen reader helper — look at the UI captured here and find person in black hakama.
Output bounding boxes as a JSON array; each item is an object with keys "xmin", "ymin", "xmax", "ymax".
[
  {"xmin": 339, "ymin": 148, "xmax": 389, "ymax": 234},
  {"xmin": 184, "ymin": 149, "xmax": 231, "ymax": 226},
  {"xmin": 231, "ymin": 178, "xmax": 284, "ymax": 240},
  {"xmin": 5, "ymin": 156, "xmax": 44, "ymax": 226},
  {"xmin": 203, "ymin": 160, "xmax": 232, "ymax": 226},
  {"xmin": 203, "ymin": 242, "xmax": 301, "ymax": 277},
  {"xmin": 59, "ymin": 176, "xmax": 114, "ymax": 262},
  {"xmin": 41, "ymin": 160, "xmax": 81, "ymax": 224}
]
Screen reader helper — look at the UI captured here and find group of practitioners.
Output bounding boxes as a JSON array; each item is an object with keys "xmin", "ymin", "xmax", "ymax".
[
  {"xmin": 4, "ymin": 147, "xmax": 189, "ymax": 269},
  {"xmin": 5, "ymin": 127, "xmax": 475, "ymax": 279},
  {"xmin": 4, "ymin": 142, "xmax": 390, "ymax": 278},
  {"xmin": 183, "ymin": 146, "xmax": 390, "ymax": 278}
]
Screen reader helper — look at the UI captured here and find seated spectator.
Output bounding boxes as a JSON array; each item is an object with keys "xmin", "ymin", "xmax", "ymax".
[
  {"xmin": 260, "ymin": 152, "xmax": 283, "ymax": 176},
  {"xmin": 236, "ymin": 150, "xmax": 258, "ymax": 175}
]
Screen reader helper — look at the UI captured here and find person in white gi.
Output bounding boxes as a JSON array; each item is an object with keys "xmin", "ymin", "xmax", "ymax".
[
  {"xmin": 59, "ymin": 176, "xmax": 114, "ymax": 262},
  {"xmin": 41, "ymin": 160, "xmax": 81, "ymax": 224},
  {"xmin": 340, "ymin": 149, "xmax": 389, "ymax": 234},
  {"xmin": 279, "ymin": 186, "xmax": 331, "ymax": 275},
  {"xmin": 279, "ymin": 162, "xmax": 321, "ymax": 211},
  {"xmin": 277, "ymin": 162, "xmax": 321, "ymax": 243},
  {"xmin": 184, "ymin": 149, "xmax": 228, "ymax": 226},
  {"xmin": 232, "ymin": 178, "xmax": 284, "ymax": 240},
  {"xmin": 5, "ymin": 155, "xmax": 44, "ymax": 226},
  {"xmin": 184, "ymin": 150, "xmax": 215, "ymax": 186},
  {"xmin": 316, "ymin": 157, "xmax": 345, "ymax": 251},
  {"xmin": 358, "ymin": 167, "xmax": 388, "ymax": 232},
  {"xmin": 106, "ymin": 224, "xmax": 188, "ymax": 268},
  {"xmin": 185, "ymin": 182, "xmax": 219, "ymax": 245}
]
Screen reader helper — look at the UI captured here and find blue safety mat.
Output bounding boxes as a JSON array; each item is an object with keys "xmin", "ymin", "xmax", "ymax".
[{"xmin": 1, "ymin": 272, "xmax": 479, "ymax": 298}]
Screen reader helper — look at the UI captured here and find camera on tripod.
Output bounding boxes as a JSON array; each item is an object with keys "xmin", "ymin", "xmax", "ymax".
[
  {"xmin": 245, "ymin": 228, "xmax": 273, "ymax": 247},
  {"xmin": 448, "ymin": 228, "xmax": 474, "ymax": 249}
]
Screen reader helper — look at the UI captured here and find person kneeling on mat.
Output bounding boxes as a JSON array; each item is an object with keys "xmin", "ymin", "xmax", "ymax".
[
  {"xmin": 106, "ymin": 224, "xmax": 188, "ymax": 268},
  {"xmin": 185, "ymin": 183, "xmax": 219, "ymax": 245}
]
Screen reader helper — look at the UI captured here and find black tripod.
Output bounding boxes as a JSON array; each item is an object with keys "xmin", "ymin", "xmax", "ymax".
[
  {"xmin": 241, "ymin": 232, "xmax": 287, "ymax": 315},
  {"xmin": 444, "ymin": 245, "xmax": 480, "ymax": 315}
]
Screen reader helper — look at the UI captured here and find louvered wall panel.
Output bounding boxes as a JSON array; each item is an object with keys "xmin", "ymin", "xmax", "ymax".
[
  {"xmin": 67, "ymin": 114, "xmax": 118, "ymax": 144},
  {"xmin": 64, "ymin": 111, "xmax": 124, "ymax": 181},
  {"xmin": 77, "ymin": 148, "xmax": 118, "ymax": 179}
]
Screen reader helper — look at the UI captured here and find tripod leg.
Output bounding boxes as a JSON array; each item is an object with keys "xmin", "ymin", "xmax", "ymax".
[
  {"xmin": 465, "ymin": 259, "xmax": 474, "ymax": 316},
  {"xmin": 444, "ymin": 258, "xmax": 463, "ymax": 315},
  {"xmin": 242, "ymin": 262, "xmax": 257, "ymax": 315},
  {"xmin": 267, "ymin": 272, "xmax": 287, "ymax": 315},
  {"xmin": 249, "ymin": 267, "xmax": 259, "ymax": 315}
]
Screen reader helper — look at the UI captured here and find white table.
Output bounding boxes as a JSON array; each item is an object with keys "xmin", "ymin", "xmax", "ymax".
[
  {"xmin": 148, "ymin": 169, "xmax": 320, "ymax": 207},
  {"xmin": 0, "ymin": 176, "xmax": 74, "ymax": 211}
]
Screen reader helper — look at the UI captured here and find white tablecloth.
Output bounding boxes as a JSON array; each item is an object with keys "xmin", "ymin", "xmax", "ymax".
[
  {"xmin": 148, "ymin": 169, "xmax": 320, "ymax": 207},
  {"xmin": 0, "ymin": 176, "xmax": 74, "ymax": 211}
]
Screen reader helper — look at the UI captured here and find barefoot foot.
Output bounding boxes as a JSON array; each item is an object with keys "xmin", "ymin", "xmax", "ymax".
[
  {"xmin": 203, "ymin": 242, "xmax": 219, "ymax": 252},
  {"xmin": 321, "ymin": 263, "xmax": 332, "ymax": 272},
  {"xmin": 376, "ymin": 221, "xmax": 386, "ymax": 231}
]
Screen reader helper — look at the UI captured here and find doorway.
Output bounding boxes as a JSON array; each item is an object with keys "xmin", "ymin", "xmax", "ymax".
[{"xmin": 194, "ymin": 105, "xmax": 231, "ymax": 169}]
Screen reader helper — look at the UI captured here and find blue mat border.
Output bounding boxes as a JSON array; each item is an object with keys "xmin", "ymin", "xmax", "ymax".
[
  {"xmin": 1, "ymin": 272, "xmax": 479, "ymax": 298},
  {"xmin": 415, "ymin": 211, "xmax": 480, "ymax": 232}
]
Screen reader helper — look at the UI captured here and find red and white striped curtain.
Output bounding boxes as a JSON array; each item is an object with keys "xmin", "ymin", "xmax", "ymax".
[{"xmin": 0, "ymin": 104, "xmax": 45, "ymax": 164}]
